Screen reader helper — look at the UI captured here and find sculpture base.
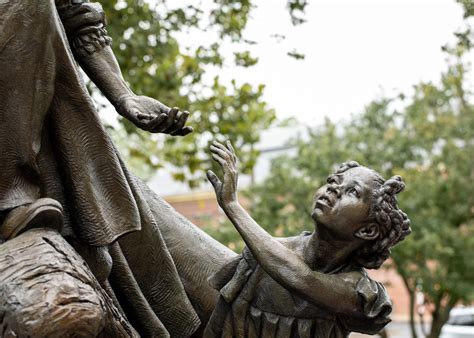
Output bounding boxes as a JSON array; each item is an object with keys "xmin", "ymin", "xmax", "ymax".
[{"xmin": 0, "ymin": 228, "xmax": 135, "ymax": 337}]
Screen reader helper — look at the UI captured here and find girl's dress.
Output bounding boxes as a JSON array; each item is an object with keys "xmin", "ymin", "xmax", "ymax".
[{"xmin": 204, "ymin": 232, "xmax": 392, "ymax": 337}]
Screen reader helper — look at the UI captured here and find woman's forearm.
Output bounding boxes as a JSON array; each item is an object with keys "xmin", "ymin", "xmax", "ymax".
[
  {"xmin": 76, "ymin": 46, "xmax": 134, "ymax": 108},
  {"xmin": 223, "ymin": 202, "xmax": 360, "ymax": 314},
  {"xmin": 57, "ymin": 1, "xmax": 133, "ymax": 107}
]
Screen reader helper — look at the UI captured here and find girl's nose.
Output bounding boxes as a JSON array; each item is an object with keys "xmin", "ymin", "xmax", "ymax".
[{"xmin": 327, "ymin": 185, "xmax": 341, "ymax": 197}]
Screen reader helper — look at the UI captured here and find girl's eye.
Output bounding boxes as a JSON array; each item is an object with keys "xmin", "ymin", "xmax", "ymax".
[{"xmin": 349, "ymin": 187, "xmax": 360, "ymax": 197}]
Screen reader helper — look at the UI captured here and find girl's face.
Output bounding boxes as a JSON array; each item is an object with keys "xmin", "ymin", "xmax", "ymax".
[{"xmin": 311, "ymin": 166, "xmax": 377, "ymax": 240}]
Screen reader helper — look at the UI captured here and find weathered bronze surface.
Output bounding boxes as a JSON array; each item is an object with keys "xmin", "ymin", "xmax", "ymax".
[
  {"xmin": 0, "ymin": 1, "xmax": 199, "ymax": 336},
  {"xmin": 0, "ymin": 1, "xmax": 411, "ymax": 337},
  {"xmin": 204, "ymin": 142, "xmax": 411, "ymax": 337}
]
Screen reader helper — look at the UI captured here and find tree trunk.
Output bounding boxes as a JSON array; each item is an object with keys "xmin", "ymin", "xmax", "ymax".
[
  {"xmin": 0, "ymin": 228, "xmax": 136, "ymax": 337},
  {"xmin": 427, "ymin": 300, "xmax": 456, "ymax": 338},
  {"xmin": 408, "ymin": 288, "xmax": 418, "ymax": 338},
  {"xmin": 399, "ymin": 271, "xmax": 418, "ymax": 338}
]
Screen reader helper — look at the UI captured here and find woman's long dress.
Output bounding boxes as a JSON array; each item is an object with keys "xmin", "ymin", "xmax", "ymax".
[{"xmin": 0, "ymin": 1, "xmax": 200, "ymax": 336}]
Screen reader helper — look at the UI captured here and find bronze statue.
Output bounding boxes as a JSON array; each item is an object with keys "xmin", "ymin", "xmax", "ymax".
[
  {"xmin": 0, "ymin": 1, "xmax": 412, "ymax": 337},
  {"xmin": 0, "ymin": 0, "xmax": 199, "ymax": 336},
  {"xmin": 204, "ymin": 141, "xmax": 411, "ymax": 337}
]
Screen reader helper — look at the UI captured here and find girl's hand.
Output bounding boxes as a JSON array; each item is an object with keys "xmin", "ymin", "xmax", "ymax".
[{"xmin": 207, "ymin": 141, "xmax": 238, "ymax": 208}]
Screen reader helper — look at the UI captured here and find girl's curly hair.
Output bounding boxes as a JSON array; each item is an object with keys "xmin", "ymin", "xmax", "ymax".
[{"xmin": 336, "ymin": 161, "xmax": 412, "ymax": 269}]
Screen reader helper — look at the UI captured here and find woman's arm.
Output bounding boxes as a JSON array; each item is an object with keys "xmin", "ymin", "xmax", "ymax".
[
  {"xmin": 75, "ymin": 45, "xmax": 132, "ymax": 109},
  {"xmin": 56, "ymin": 0, "xmax": 191, "ymax": 136},
  {"xmin": 207, "ymin": 142, "xmax": 360, "ymax": 315},
  {"xmin": 76, "ymin": 46, "xmax": 192, "ymax": 135}
]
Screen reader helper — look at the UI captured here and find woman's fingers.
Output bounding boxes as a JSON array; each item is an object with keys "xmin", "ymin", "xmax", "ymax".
[
  {"xmin": 136, "ymin": 112, "xmax": 154, "ymax": 120},
  {"xmin": 158, "ymin": 107, "xmax": 178, "ymax": 131},
  {"xmin": 166, "ymin": 110, "xmax": 189, "ymax": 134},
  {"xmin": 171, "ymin": 125, "xmax": 193, "ymax": 136},
  {"xmin": 174, "ymin": 110, "xmax": 190, "ymax": 131},
  {"xmin": 146, "ymin": 113, "xmax": 168, "ymax": 131}
]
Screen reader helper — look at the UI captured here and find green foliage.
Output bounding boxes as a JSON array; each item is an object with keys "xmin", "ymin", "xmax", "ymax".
[
  {"xmin": 287, "ymin": 49, "xmax": 306, "ymax": 60},
  {"xmin": 457, "ymin": 0, "xmax": 474, "ymax": 17},
  {"xmin": 234, "ymin": 51, "xmax": 259, "ymax": 67},
  {"xmin": 101, "ymin": 0, "xmax": 279, "ymax": 183},
  {"xmin": 287, "ymin": 0, "xmax": 308, "ymax": 25},
  {"xmin": 210, "ymin": 0, "xmax": 253, "ymax": 41}
]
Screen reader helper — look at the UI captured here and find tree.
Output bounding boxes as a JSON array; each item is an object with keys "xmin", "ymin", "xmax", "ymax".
[{"xmin": 98, "ymin": 0, "xmax": 307, "ymax": 185}]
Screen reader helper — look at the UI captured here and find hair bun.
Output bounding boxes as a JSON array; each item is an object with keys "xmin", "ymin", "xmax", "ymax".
[
  {"xmin": 385, "ymin": 176, "xmax": 405, "ymax": 194},
  {"xmin": 356, "ymin": 171, "xmax": 411, "ymax": 270},
  {"xmin": 336, "ymin": 161, "xmax": 360, "ymax": 173}
]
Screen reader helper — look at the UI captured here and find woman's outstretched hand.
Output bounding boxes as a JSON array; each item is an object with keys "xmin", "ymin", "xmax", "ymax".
[
  {"xmin": 207, "ymin": 141, "xmax": 238, "ymax": 208},
  {"xmin": 116, "ymin": 95, "xmax": 193, "ymax": 136}
]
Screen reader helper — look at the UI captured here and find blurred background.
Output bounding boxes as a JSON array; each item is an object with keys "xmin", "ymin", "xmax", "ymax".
[{"xmin": 96, "ymin": 1, "xmax": 473, "ymax": 337}]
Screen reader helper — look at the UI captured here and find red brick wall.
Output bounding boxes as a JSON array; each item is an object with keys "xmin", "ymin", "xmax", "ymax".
[{"xmin": 165, "ymin": 193, "xmax": 221, "ymax": 227}]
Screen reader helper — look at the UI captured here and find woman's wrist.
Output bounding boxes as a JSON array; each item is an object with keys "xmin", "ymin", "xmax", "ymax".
[
  {"xmin": 113, "ymin": 93, "xmax": 137, "ymax": 117},
  {"xmin": 112, "ymin": 91, "xmax": 136, "ymax": 109}
]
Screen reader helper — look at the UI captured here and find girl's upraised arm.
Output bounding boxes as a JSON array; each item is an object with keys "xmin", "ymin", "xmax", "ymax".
[{"xmin": 207, "ymin": 141, "xmax": 360, "ymax": 316}]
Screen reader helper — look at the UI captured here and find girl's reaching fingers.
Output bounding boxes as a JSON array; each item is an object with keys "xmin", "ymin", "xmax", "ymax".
[
  {"xmin": 212, "ymin": 154, "xmax": 227, "ymax": 167},
  {"xmin": 212, "ymin": 141, "xmax": 233, "ymax": 160},
  {"xmin": 206, "ymin": 170, "xmax": 222, "ymax": 190},
  {"xmin": 226, "ymin": 140, "xmax": 237, "ymax": 163},
  {"xmin": 210, "ymin": 144, "xmax": 230, "ymax": 161}
]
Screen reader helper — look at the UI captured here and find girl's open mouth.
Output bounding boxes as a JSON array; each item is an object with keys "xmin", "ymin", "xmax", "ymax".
[{"xmin": 316, "ymin": 195, "xmax": 333, "ymax": 209}]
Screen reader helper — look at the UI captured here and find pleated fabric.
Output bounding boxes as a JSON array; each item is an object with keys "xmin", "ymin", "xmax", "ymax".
[
  {"xmin": 204, "ymin": 234, "xmax": 392, "ymax": 338},
  {"xmin": 0, "ymin": 1, "xmax": 200, "ymax": 336}
]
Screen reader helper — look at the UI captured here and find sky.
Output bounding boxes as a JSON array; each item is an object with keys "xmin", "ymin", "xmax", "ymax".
[
  {"xmin": 149, "ymin": 0, "xmax": 472, "ymax": 195},
  {"xmin": 181, "ymin": 0, "xmax": 471, "ymax": 127}
]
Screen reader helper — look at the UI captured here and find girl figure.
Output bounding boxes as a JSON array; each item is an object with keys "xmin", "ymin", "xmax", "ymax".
[{"xmin": 204, "ymin": 141, "xmax": 411, "ymax": 337}]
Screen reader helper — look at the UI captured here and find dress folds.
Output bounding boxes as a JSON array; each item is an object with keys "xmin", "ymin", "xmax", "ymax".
[{"xmin": 0, "ymin": 1, "xmax": 200, "ymax": 336}]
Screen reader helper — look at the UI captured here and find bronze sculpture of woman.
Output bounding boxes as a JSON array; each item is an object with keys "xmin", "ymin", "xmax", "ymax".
[{"xmin": 0, "ymin": 0, "xmax": 199, "ymax": 336}]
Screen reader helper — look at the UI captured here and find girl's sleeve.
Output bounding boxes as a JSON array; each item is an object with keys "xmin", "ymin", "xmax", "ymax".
[
  {"xmin": 55, "ymin": 0, "xmax": 112, "ymax": 57},
  {"xmin": 338, "ymin": 273, "xmax": 393, "ymax": 335}
]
